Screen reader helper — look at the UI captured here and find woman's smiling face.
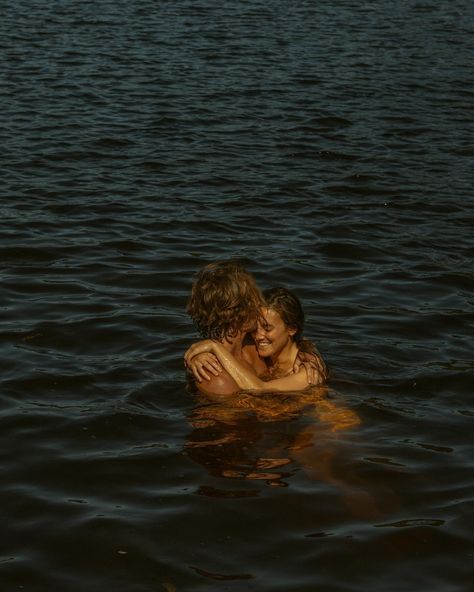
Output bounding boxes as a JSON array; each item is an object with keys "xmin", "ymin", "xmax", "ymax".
[{"xmin": 253, "ymin": 307, "xmax": 296, "ymax": 359}]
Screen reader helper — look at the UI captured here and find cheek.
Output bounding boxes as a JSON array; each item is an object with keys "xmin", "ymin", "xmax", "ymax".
[
  {"xmin": 276, "ymin": 328, "xmax": 292, "ymax": 343},
  {"xmin": 272, "ymin": 330, "xmax": 286, "ymax": 343}
]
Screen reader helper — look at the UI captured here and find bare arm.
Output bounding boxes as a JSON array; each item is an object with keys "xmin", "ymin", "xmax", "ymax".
[
  {"xmin": 186, "ymin": 352, "xmax": 222, "ymax": 383},
  {"xmin": 185, "ymin": 340, "xmax": 310, "ymax": 393},
  {"xmin": 184, "ymin": 351, "xmax": 239, "ymax": 395}
]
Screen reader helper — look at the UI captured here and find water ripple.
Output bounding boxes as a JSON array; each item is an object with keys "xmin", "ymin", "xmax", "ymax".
[{"xmin": 1, "ymin": 0, "xmax": 473, "ymax": 590}]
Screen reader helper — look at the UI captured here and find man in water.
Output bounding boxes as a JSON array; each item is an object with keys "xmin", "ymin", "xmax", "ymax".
[{"xmin": 186, "ymin": 260, "xmax": 267, "ymax": 394}]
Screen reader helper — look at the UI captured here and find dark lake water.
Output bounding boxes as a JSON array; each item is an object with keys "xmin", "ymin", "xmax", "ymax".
[{"xmin": 1, "ymin": 0, "xmax": 473, "ymax": 590}]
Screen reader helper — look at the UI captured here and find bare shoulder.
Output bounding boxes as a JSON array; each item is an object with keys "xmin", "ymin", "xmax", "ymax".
[
  {"xmin": 242, "ymin": 341, "xmax": 267, "ymax": 375},
  {"xmin": 196, "ymin": 370, "xmax": 240, "ymax": 396}
]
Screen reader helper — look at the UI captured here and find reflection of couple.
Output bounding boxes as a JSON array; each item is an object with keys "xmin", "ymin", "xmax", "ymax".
[{"xmin": 185, "ymin": 260, "xmax": 328, "ymax": 394}]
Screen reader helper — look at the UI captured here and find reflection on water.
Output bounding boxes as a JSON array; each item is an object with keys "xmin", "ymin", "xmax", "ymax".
[
  {"xmin": 185, "ymin": 387, "xmax": 392, "ymax": 509},
  {"xmin": 185, "ymin": 388, "xmax": 402, "ymax": 520}
]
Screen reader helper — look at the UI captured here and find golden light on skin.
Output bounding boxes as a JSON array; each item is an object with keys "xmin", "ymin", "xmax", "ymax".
[
  {"xmin": 252, "ymin": 307, "xmax": 297, "ymax": 367},
  {"xmin": 185, "ymin": 299, "xmax": 326, "ymax": 392}
]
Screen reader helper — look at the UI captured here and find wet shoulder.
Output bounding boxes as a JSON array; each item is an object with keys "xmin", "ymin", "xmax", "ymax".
[
  {"xmin": 242, "ymin": 341, "xmax": 267, "ymax": 375},
  {"xmin": 195, "ymin": 371, "xmax": 239, "ymax": 396}
]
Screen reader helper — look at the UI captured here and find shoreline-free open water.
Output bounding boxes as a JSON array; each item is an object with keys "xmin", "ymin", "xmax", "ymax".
[{"xmin": 1, "ymin": 1, "xmax": 473, "ymax": 590}]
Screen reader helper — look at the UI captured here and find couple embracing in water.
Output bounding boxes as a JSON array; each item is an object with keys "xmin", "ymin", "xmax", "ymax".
[{"xmin": 185, "ymin": 261, "xmax": 328, "ymax": 394}]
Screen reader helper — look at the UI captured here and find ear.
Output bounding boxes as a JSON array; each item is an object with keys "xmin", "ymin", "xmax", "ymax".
[{"xmin": 288, "ymin": 326, "xmax": 297, "ymax": 337}]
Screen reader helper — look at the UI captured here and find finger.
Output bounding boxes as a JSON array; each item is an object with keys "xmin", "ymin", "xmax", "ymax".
[
  {"xmin": 190, "ymin": 366, "xmax": 202, "ymax": 383},
  {"xmin": 203, "ymin": 362, "xmax": 220, "ymax": 377},
  {"xmin": 193, "ymin": 361, "xmax": 212, "ymax": 381},
  {"xmin": 198, "ymin": 367, "xmax": 211, "ymax": 381},
  {"xmin": 210, "ymin": 360, "xmax": 223, "ymax": 373}
]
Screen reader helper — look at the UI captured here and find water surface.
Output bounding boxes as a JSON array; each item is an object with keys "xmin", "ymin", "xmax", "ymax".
[{"xmin": 1, "ymin": 1, "xmax": 473, "ymax": 590}]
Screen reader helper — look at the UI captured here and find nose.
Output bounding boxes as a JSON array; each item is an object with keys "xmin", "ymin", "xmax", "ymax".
[{"xmin": 254, "ymin": 324, "xmax": 265, "ymax": 339}]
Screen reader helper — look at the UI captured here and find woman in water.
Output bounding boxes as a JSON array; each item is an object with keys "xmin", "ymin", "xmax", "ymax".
[{"xmin": 186, "ymin": 286, "xmax": 328, "ymax": 392}]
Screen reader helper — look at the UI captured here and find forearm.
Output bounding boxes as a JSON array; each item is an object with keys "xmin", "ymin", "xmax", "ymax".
[
  {"xmin": 185, "ymin": 340, "xmax": 310, "ymax": 393},
  {"xmin": 211, "ymin": 344, "xmax": 309, "ymax": 393},
  {"xmin": 210, "ymin": 343, "xmax": 265, "ymax": 390}
]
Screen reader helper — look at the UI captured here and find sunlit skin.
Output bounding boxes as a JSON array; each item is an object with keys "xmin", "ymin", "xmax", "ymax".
[
  {"xmin": 188, "ymin": 328, "xmax": 266, "ymax": 395},
  {"xmin": 185, "ymin": 305, "xmax": 322, "ymax": 392},
  {"xmin": 253, "ymin": 307, "xmax": 299, "ymax": 376},
  {"xmin": 188, "ymin": 307, "xmax": 307, "ymax": 386}
]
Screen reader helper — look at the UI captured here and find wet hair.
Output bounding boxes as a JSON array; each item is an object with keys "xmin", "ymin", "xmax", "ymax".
[
  {"xmin": 262, "ymin": 287, "xmax": 329, "ymax": 381},
  {"xmin": 187, "ymin": 261, "xmax": 263, "ymax": 341},
  {"xmin": 262, "ymin": 287, "xmax": 305, "ymax": 343}
]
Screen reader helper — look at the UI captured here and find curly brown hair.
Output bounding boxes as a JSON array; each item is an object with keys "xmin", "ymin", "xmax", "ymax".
[{"xmin": 187, "ymin": 261, "xmax": 263, "ymax": 341}]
